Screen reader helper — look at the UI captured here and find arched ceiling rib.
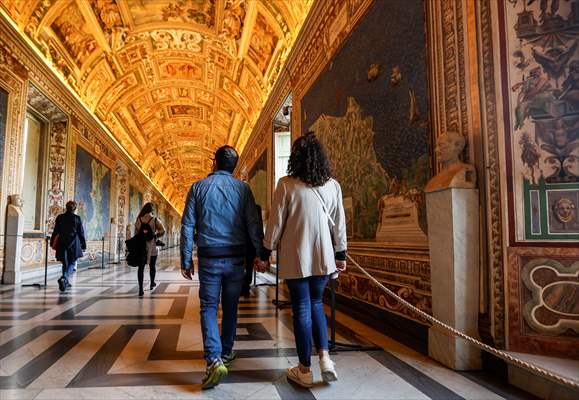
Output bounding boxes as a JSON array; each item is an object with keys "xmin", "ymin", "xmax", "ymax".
[{"xmin": 0, "ymin": 0, "xmax": 312, "ymax": 210}]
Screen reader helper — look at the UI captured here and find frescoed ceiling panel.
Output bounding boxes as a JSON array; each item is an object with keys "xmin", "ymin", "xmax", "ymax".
[{"xmin": 0, "ymin": 0, "xmax": 313, "ymax": 209}]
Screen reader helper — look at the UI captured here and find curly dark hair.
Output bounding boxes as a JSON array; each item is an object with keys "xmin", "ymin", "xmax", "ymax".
[{"xmin": 287, "ymin": 132, "xmax": 332, "ymax": 187}]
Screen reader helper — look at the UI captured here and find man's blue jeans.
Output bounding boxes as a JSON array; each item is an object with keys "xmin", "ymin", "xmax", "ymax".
[
  {"xmin": 198, "ymin": 256, "xmax": 245, "ymax": 363},
  {"xmin": 286, "ymin": 275, "xmax": 330, "ymax": 368}
]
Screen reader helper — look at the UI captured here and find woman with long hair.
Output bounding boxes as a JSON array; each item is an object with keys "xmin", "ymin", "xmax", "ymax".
[
  {"xmin": 257, "ymin": 132, "xmax": 347, "ymax": 387},
  {"xmin": 135, "ymin": 202, "xmax": 165, "ymax": 297},
  {"xmin": 51, "ymin": 201, "xmax": 86, "ymax": 292}
]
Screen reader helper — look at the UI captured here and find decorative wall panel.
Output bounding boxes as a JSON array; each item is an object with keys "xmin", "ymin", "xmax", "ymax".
[
  {"xmin": 46, "ymin": 120, "xmax": 68, "ymax": 233},
  {"xmin": 500, "ymin": 0, "xmax": 579, "ymax": 243},
  {"xmin": 508, "ymin": 246, "xmax": 579, "ymax": 358},
  {"xmin": 338, "ymin": 244, "xmax": 432, "ymax": 324}
]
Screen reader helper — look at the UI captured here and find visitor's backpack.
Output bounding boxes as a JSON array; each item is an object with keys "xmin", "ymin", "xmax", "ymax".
[
  {"xmin": 137, "ymin": 216, "xmax": 156, "ymax": 242},
  {"xmin": 125, "ymin": 217, "xmax": 154, "ymax": 267}
]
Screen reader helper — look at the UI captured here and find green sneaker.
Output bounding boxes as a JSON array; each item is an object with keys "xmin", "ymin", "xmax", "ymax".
[
  {"xmin": 222, "ymin": 351, "xmax": 237, "ymax": 369},
  {"xmin": 201, "ymin": 358, "xmax": 227, "ymax": 389}
]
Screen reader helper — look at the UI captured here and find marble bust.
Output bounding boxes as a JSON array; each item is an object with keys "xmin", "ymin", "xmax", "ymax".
[
  {"xmin": 8, "ymin": 194, "xmax": 23, "ymax": 209},
  {"xmin": 424, "ymin": 131, "xmax": 476, "ymax": 193}
]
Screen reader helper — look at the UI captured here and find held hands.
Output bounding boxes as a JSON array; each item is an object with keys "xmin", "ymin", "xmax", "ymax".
[{"xmin": 336, "ymin": 260, "xmax": 347, "ymax": 272}]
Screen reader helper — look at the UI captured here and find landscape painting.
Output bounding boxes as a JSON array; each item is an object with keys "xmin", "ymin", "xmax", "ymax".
[
  {"xmin": 129, "ymin": 185, "xmax": 143, "ymax": 225},
  {"xmin": 248, "ymin": 150, "xmax": 267, "ymax": 209},
  {"xmin": 74, "ymin": 145, "xmax": 111, "ymax": 240},
  {"xmin": 301, "ymin": 0, "xmax": 430, "ymax": 241}
]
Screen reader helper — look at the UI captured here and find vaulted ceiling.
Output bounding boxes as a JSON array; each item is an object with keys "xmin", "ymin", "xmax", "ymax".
[{"xmin": 0, "ymin": 0, "xmax": 312, "ymax": 210}]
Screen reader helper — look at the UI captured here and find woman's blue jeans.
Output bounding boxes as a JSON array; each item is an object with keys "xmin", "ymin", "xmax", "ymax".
[{"xmin": 286, "ymin": 275, "xmax": 330, "ymax": 368}]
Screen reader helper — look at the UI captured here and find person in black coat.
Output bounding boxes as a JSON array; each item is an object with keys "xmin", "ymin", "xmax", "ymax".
[
  {"xmin": 50, "ymin": 201, "xmax": 86, "ymax": 292},
  {"xmin": 241, "ymin": 204, "xmax": 263, "ymax": 297}
]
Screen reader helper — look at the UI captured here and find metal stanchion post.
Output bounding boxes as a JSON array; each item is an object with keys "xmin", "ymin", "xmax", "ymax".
[
  {"xmin": 271, "ymin": 250, "xmax": 290, "ymax": 310},
  {"xmin": 101, "ymin": 236, "xmax": 105, "ymax": 269},
  {"xmin": 44, "ymin": 236, "xmax": 49, "ymax": 287}
]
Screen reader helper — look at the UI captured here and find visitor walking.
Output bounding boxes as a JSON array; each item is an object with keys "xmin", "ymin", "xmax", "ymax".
[
  {"xmin": 180, "ymin": 145, "xmax": 263, "ymax": 389},
  {"xmin": 241, "ymin": 204, "xmax": 263, "ymax": 297},
  {"xmin": 134, "ymin": 202, "xmax": 165, "ymax": 297},
  {"xmin": 256, "ymin": 132, "xmax": 348, "ymax": 388},
  {"xmin": 50, "ymin": 201, "xmax": 86, "ymax": 292}
]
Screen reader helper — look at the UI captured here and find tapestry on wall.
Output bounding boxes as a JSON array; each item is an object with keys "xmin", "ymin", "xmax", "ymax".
[
  {"xmin": 503, "ymin": 0, "xmax": 579, "ymax": 241},
  {"xmin": 128, "ymin": 185, "xmax": 143, "ymax": 226},
  {"xmin": 0, "ymin": 87, "xmax": 7, "ymax": 189},
  {"xmin": 301, "ymin": 0, "xmax": 430, "ymax": 243},
  {"xmin": 248, "ymin": 150, "xmax": 267, "ymax": 209},
  {"xmin": 74, "ymin": 145, "xmax": 111, "ymax": 240}
]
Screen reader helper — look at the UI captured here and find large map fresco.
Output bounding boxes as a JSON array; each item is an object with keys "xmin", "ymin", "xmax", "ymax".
[
  {"xmin": 128, "ymin": 185, "xmax": 143, "ymax": 225},
  {"xmin": 302, "ymin": 0, "xmax": 430, "ymax": 240},
  {"xmin": 74, "ymin": 145, "xmax": 111, "ymax": 240},
  {"xmin": 504, "ymin": 0, "xmax": 579, "ymax": 241},
  {"xmin": 248, "ymin": 150, "xmax": 267, "ymax": 209}
]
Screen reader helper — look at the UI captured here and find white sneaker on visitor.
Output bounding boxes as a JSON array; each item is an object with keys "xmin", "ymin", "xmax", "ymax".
[
  {"xmin": 286, "ymin": 366, "xmax": 313, "ymax": 388},
  {"xmin": 320, "ymin": 357, "xmax": 338, "ymax": 382}
]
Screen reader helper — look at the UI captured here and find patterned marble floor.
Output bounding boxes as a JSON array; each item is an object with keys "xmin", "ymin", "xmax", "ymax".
[{"xmin": 0, "ymin": 250, "xmax": 536, "ymax": 400}]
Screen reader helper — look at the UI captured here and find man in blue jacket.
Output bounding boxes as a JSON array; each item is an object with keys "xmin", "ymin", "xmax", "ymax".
[{"xmin": 180, "ymin": 145, "xmax": 263, "ymax": 389}]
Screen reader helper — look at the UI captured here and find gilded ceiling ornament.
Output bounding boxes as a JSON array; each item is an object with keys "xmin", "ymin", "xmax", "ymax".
[
  {"xmin": 0, "ymin": 0, "xmax": 313, "ymax": 206},
  {"xmin": 93, "ymin": 0, "xmax": 123, "ymax": 32}
]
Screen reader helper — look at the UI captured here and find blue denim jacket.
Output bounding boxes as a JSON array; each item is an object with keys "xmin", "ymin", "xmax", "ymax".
[{"xmin": 180, "ymin": 170, "xmax": 264, "ymax": 270}]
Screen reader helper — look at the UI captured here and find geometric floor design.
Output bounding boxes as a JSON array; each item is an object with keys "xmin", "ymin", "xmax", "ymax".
[{"xmin": 0, "ymin": 250, "xmax": 536, "ymax": 399}]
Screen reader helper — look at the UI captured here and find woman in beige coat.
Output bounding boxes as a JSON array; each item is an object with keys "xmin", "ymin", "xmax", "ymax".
[
  {"xmin": 257, "ymin": 133, "xmax": 347, "ymax": 388},
  {"xmin": 135, "ymin": 202, "xmax": 165, "ymax": 297}
]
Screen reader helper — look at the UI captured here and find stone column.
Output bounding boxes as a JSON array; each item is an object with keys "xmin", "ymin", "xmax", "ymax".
[
  {"xmin": 3, "ymin": 195, "xmax": 24, "ymax": 284},
  {"xmin": 426, "ymin": 187, "xmax": 481, "ymax": 370}
]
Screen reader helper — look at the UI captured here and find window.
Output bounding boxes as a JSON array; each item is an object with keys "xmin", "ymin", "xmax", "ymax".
[
  {"xmin": 273, "ymin": 94, "xmax": 292, "ymax": 189},
  {"xmin": 274, "ymin": 131, "xmax": 291, "ymax": 188},
  {"xmin": 22, "ymin": 112, "xmax": 47, "ymax": 231}
]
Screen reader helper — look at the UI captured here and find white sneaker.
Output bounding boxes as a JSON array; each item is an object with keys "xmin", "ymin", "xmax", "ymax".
[
  {"xmin": 286, "ymin": 366, "xmax": 313, "ymax": 388},
  {"xmin": 320, "ymin": 357, "xmax": 338, "ymax": 382}
]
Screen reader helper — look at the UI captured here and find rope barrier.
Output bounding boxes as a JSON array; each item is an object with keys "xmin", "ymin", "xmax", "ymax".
[{"xmin": 345, "ymin": 254, "xmax": 579, "ymax": 390}]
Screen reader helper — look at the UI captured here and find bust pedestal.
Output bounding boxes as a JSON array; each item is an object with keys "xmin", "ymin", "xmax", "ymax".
[
  {"xmin": 425, "ymin": 187, "xmax": 481, "ymax": 370},
  {"xmin": 4, "ymin": 203, "xmax": 23, "ymax": 284}
]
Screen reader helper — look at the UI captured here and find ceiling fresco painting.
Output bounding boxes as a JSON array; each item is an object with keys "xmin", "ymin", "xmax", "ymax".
[{"xmin": 0, "ymin": 0, "xmax": 312, "ymax": 209}]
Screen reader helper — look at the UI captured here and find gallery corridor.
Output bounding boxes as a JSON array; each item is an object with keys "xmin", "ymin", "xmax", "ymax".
[{"xmin": 0, "ymin": 251, "xmax": 535, "ymax": 400}]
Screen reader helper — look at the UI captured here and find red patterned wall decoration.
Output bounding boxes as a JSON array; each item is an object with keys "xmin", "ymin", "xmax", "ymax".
[{"xmin": 508, "ymin": 247, "xmax": 579, "ymax": 358}]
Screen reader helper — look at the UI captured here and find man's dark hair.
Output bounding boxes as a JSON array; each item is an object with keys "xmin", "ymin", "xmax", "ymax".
[
  {"xmin": 65, "ymin": 201, "xmax": 77, "ymax": 213},
  {"xmin": 215, "ymin": 145, "xmax": 239, "ymax": 173},
  {"xmin": 287, "ymin": 132, "xmax": 332, "ymax": 187}
]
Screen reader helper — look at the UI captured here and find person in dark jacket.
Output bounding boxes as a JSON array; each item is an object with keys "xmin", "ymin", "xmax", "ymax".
[
  {"xmin": 241, "ymin": 204, "xmax": 263, "ymax": 297},
  {"xmin": 51, "ymin": 201, "xmax": 86, "ymax": 292},
  {"xmin": 180, "ymin": 145, "xmax": 263, "ymax": 389}
]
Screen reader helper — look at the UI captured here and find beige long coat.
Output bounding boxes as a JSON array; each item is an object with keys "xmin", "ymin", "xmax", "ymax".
[
  {"xmin": 134, "ymin": 214, "xmax": 165, "ymax": 264},
  {"xmin": 264, "ymin": 176, "xmax": 347, "ymax": 280}
]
